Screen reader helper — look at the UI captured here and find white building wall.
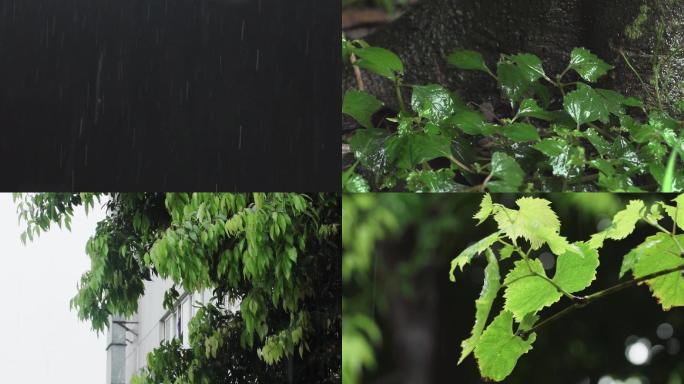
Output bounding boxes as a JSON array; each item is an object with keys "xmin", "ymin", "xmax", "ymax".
[{"xmin": 109, "ymin": 276, "xmax": 233, "ymax": 384}]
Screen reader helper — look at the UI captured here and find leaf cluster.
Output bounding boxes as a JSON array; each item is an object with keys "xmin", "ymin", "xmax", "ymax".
[
  {"xmin": 450, "ymin": 194, "xmax": 684, "ymax": 381},
  {"xmin": 342, "ymin": 40, "xmax": 684, "ymax": 192}
]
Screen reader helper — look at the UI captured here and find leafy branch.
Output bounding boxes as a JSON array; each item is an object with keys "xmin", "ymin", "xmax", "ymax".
[{"xmin": 450, "ymin": 193, "xmax": 684, "ymax": 382}]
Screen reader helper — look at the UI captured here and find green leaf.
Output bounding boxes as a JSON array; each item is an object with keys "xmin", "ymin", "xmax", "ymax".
[
  {"xmin": 497, "ymin": 62, "xmax": 531, "ymax": 104},
  {"xmin": 342, "ymin": 90, "xmax": 384, "ymax": 129},
  {"xmin": 552, "ymin": 242, "xmax": 599, "ymax": 293},
  {"xmin": 588, "ymin": 200, "xmax": 644, "ymax": 249},
  {"xmin": 411, "ymin": 84, "xmax": 455, "ymax": 124},
  {"xmin": 510, "ymin": 53, "xmax": 546, "ymax": 83},
  {"xmin": 517, "ymin": 98, "xmax": 556, "ymax": 121},
  {"xmin": 385, "ymin": 133, "xmax": 452, "ymax": 169},
  {"xmin": 568, "ymin": 47, "xmax": 613, "ymax": 82},
  {"xmin": 473, "ymin": 193, "xmax": 493, "ymax": 225},
  {"xmin": 563, "ymin": 83, "xmax": 609, "ymax": 126},
  {"xmin": 349, "ymin": 128, "xmax": 391, "ymax": 175},
  {"xmin": 501, "ymin": 123, "xmax": 540, "ymax": 142},
  {"xmin": 406, "ymin": 169, "xmax": 463, "ymax": 192},
  {"xmin": 342, "ymin": 171, "xmax": 371, "ymax": 193},
  {"xmin": 474, "ymin": 311, "xmax": 536, "ymax": 382},
  {"xmin": 447, "ymin": 50, "xmax": 490, "ymax": 73},
  {"xmin": 584, "ymin": 128, "xmax": 611, "ymax": 155},
  {"xmin": 630, "ymin": 233, "xmax": 684, "ymax": 310},
  {"xmin": 450, "ymin": 110, "xmax": 486, "ymax": 135},
  {"xmin": 504, "ymin": 259, "xmax": 562, "ymax": 321},
  {"xmin": 493, "ymin": 197, "xmax": 563, "ymax": 251},
  {"xmin": 353, "ymin": 46, "xmax": 404, "ymax": 80},
  {"xmin": 534, "ymin": 139, "xmax": 565, "ymax": 157},
  {"xmin": 459, "ymin": 249, "xmax": 500, "ymax": 364},
  {"xmin": 487, "ymin": 152, "xmax": 524, "ymax": 192},
  {"xmin": 450, "ymin": 232, "xmax": 501, "ymax": 282},
  {"xmin": 623, "ymin": 96, "xmax": 644, "ymax": 108},
  {"xmin": 663, "ymin": 148, "xmax": 679, "ymax": 193}
]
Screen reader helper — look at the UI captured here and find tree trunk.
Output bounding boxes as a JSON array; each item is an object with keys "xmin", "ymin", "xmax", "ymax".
[{"xmin": 344, "ymin": 0, "xmax": 684, "ymax": 120}]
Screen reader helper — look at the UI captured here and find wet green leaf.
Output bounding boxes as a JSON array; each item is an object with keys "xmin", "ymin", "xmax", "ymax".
[
  {"xmin": 353, "ymin": 46, "xmax": 404, "ymax": 80},
  {"xmin": 447, "ymin": 50, "xmax": 490, "ymax": 73},
  {"xmin": 385, "ymin": 132, "xmax": 452, "ymax": 169},
  {"xmin": 411, "ymin": 84, "xmax": 455, "ymax": 124},
  {"xmin": 343, "ymin": 90, "xmax": 384, "ymax": 129},
  {"xmin": 563, "ymin": 84, "xmax": 609, "ymax": 126},
  {"xmin": 568, "ymin": 47, "xmax": 613, "ymax": 82},
  {"xmin": 450, "ymin": 110, "xmax": 486, "ymax": 135},
  {"xmin": 497, "ymin": 62, "xmax": 531, "ymax": 104},
  {"xmin": 406, "ymin": 169, "xmax": 464, "ymax": 192},
  {"xmin": 487, "ymin": 152, "xmax": 524, "ymax": 192},
  {"xmin": 501, "ymin": 123, "xmax": 540, "ymax": 142},
  {"xmin": 510, "ymin": 53, "xmax": 546, "ymax": 83},
  {"xmin": 517, "ymin": 98, "xmax": 555, "ymax": 121}
]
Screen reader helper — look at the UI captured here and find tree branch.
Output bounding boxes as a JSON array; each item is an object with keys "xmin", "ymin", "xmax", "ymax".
[{"xmin": 517, "ymin": 262, "xmax": 684, "ymax": 338}]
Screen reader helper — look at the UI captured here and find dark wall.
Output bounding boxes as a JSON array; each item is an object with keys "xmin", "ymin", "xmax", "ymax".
[{"xmin": 0, "ymin": 0, "xmax": 339, "ymax": 191}]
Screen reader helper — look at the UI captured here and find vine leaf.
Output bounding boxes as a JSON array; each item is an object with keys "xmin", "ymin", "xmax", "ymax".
[
  {"xmin": 588, "ymin": 200, "xmax": 644, "ymax": 249},
  {"xmin": 517, "ymin": 98, "xmax": 555, "ymax": 121},
  {"xmin": 406, "ymin": 169, "xmax": 463, "ymax": 193},
  {"xmin": 474, "ymin": 311, "xmax": 537, "ymax": 382},
  {"xmin": 553, "ymin": 242, "xmax": 600, "ymax": 293},
  {"xmin": 563, "ymin": 84, "xmax": 609, "ymax": 126},
  {"xmin": 385, "ymin": 132, "xmax": 452, "ymax": 169},
  {"xmin": 501, "ymin": 122, "xmax": 540, "ymax": 142},
  {"xmin": 510, "ymin": 53, "xmax": 546, "ymax": 83},
  {"xmin": 503, "ymin": 259, "xmax": 562, "ymax": 321},
  {"xmin": 459, "ymin": 249, "xmax": 500, "ymax": 364},
  {"xmin": 342, "ymin": 90, "xmax": 384, "ymax": 129},
  {"xmin": 568, "ymin": 47, "xmax": 613, "ymax": 82},
  {"xmin": 449, "ymin": 232, "xmax": 501, "ymax": 282},
  {"xmin": 411, "ymin": 84, "xmax": 455, "ymax": 124},
  {"xmin": 473, "ymin": 193, "xmax": 493, "ymax": 225},
  {"xmin": 487, "ymin": 152, "xmax": 524, "ymax": 192},
  {"xmin": 493, "ymin": 197, "xmax": 564, "ymax": 251},
  {"xmin": 447, "ymin": 50, "xmax": 490, "ymax": 73},
  {"xmin": 353, "ymin": 46, "xmax": 404, "ymax": 81},
  {"xmin": 661, "ymin": 194, "xmax": 684, "ymax": 232},
  {"xmin": 630, "ymin": 233, "xmax": 684, "ymax": 309}
]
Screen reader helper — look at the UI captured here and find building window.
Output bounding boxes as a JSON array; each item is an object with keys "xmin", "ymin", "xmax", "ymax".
[{"xmin": 160, "ymin": 294, "xmax": 194, "ymax": 347}]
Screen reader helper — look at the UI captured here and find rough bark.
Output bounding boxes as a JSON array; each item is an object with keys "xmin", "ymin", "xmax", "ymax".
[{"xmin": 344, "ymin": 0, "xmax": 684, "ymax": 121}]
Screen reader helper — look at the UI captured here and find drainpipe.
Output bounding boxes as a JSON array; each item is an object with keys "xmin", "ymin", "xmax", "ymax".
[{"xmin": 106, "ymin": 316, "xmax": 126, "ymax": 384}]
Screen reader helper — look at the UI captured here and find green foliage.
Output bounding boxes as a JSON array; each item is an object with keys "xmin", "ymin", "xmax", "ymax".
[
  {"xmin": 451, "ymin": 194, "xmax": 684, "ymax": 381},
  {"xmin": 343, "ymin": 40, "xmax": 684, "ymax": 191},
  {"xmin": 16, "ymin": 192, "xmax": 340, "ymax": 383}
]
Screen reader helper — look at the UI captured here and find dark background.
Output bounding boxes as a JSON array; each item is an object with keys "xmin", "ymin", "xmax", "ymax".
[
  {"xmin": 0, "ymin": 0, "xmax": 339, "ymax": 191},
  {"xmin": 345, "ymin": 194, "xmax": 684, "ymax": 384}
]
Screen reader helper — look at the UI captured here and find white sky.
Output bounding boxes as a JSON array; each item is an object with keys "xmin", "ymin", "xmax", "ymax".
[{"xmin": 0, "ymin": 193, "xmax": 106, "ymax": 383}]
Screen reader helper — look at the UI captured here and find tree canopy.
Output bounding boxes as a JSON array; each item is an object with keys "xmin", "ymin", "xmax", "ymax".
[{"xmin": 15, "ymin": 192, "xmax": 340, "ymax": 383}]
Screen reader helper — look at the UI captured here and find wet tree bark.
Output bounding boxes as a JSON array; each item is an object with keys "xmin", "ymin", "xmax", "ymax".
[{"xmin": 344, "ymin": 0, "xmax": 684, "ymax": 120}]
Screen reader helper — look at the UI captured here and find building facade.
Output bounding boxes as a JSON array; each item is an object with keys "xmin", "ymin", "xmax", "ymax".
[{"xmin": 106, "ymin": 277, "xmax": 237, "ymax": 384}]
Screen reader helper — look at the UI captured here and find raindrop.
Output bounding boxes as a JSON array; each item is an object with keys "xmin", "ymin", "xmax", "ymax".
[
  {"xmin": 656, "ymin": 323, "xmax": 673, "ymax": 339},
  {"xmin": 539, "ymin": 252, "xmax": 555, "ymax": 271},
  {"xmin": 625, "ymin": 338, "xmax": 651, "ymax": 365},
  {"xmin": 240, "ymin": 19, "xmax": 245, "ymax": 41},
  {"xmin": 255, "ymin": 49, "xmax": 260, "ymax": 71},
  {"xmin": 597, "ymin": 217, "xmax": 612, "ymax": 231},
  {"xmin": 238, "ymin": 125, "xmax": 242, "ymax": 150}
]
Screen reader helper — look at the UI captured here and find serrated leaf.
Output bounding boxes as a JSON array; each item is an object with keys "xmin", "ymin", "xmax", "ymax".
[
  {"xmin": 473, "ymin": 193, "xmax": 493, "ymax": 225},
  {"xmin": 487, "ymin": 152, "xmax": 524, "ymax": 192},
  {"xmin": 411, "ymin": 84, "xmax": 455, "ymax": 124},
  {"xmin": 342, "ymin": 90, "xmax": 384, "ymax": 129},
  {"xmin": 517, "ymin": 98, "xmax": 555, "ymax": 121},
  {"xmin": 353, "ymin": 46, "xmax": 404, "ymax": 80},
  {"xmin": 552, "ymin": 242, "xmax": 599, "ymax": 293},
  {"xmin": 630, "ymin": 233, "xmax": 684, "ymax": 310},
  {"xmin": 349, "ymin": 128, "xmax": 391, "ymax": 175},
  {"xmin": 447, "ymin": 50, "xmax": 490, "ymax": 73},
  {"xmin": 501, "ymin": 123, "xmax": 540, "ymax": 142},
  {"xmin": 342, "ymin": 171, "xmax": 371, "ymax": 192},
  {"xmin": 588, "ymin": 200, "xmax": 644, "ymax": 249},
  {"xmin": 450, "ymin": 110, "xmax": 485, "ymax": 135},
  {"xmin": 385, "ymin": 132, "xmax": 452, "ymax": 169},
  {"xmin": 493, "ymin": 197, "xmax": 562, "ymax": 251},
  {"xmin": 474, "ymin": 311, "xmax": 536, "ymax": 382},
  {"xmin": 510, "ymin": 53, "xmax": 546, "ymax": 83},
  {"xmin": 503, "ymin": 259, "xmax": 562, "ymax": 321},
  {"xmin": 450, "ymin": 232, "xmax": 501, "ymax": 282},
  {"xmin": 406, "ymin": 169, "xmax": 463, "ymax": 192},
  {"xmin": 563, "ymin": 83, "xmax": 609, "ymax": 126},
  {"xmin": 459, "ymin": 249, "xmax": 500, "ymax": 364},
  {"xmin": 497, "ymin": 62, "xmax": 531, "ymax": 104},
  {"xmin": 568, "ymin": 47, "xmax": 613, "ymax": 82}
]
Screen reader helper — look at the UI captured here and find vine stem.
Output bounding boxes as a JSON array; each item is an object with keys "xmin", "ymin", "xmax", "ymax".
[{"xmin": 517, "ymin": 262, "xmax": 684, "ymax": 338}]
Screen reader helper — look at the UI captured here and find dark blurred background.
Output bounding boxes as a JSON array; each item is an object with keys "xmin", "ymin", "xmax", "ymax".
[{"xmin": 343, "ymin": 193, "xmax": 684, "ymax": 384}]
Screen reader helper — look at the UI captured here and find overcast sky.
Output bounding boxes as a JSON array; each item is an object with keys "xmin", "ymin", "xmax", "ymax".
[{"xmin": 0, "ymin": 194, "xmax": 106, "ymax": 383}]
